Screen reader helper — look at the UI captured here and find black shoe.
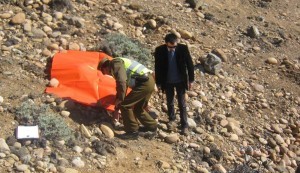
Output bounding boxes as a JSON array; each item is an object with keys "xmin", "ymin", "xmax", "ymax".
[
  {"xmin": 117, "ymin": 131, "xmax": 139, "ymax": 140},
  {"xmin": 139, "ymin": 126, "xmax": 157, "ymax": 132},
  {"xmin": 181, "ymin": 127, "xmax": 189, "ymax": 136}
]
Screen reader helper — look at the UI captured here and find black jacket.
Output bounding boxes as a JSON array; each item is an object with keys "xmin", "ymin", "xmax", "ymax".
[{"xmin": 154, "ymin": 43, "xmax": 194, "ymax": 92}]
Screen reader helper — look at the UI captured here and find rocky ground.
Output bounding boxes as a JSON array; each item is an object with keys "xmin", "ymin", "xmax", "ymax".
[{"xmin": 0, "ymin": 0, "xmax": 300, "ymax": 173}]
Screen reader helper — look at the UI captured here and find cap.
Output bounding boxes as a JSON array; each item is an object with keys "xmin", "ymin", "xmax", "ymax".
[{"xmin": 97, "ymin": 57, "xmax": 109, "ymax": 70}]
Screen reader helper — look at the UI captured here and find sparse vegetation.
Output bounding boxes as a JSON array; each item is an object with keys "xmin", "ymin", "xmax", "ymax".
[
  {"xmin": 49, "ymin": 0, "xmax": 74, "ymax": 11},
  {"xmin": 103, "ymin": 33, "xmax": 153, "ymax": 68},
  {"xmin": 15, "ymin": 100, "xmax": 74, "ymax": 141}
]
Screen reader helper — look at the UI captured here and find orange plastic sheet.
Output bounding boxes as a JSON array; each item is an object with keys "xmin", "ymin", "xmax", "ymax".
[{"xmin": 46, "ymin": 50, "xmax": 117, "ymax": 111}]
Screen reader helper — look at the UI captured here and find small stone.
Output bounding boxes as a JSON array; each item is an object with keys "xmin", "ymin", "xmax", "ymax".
[
  {"xmin": 11, "ymin": 13, "xmax": 26, "ymax": 24},
  {"xmin": 13, "ymin": 142, "xmax": 22, "ymax": 149},
  {"xmin": 189, "ymin": 143, "xmax": 200, "ymax": 148},
  {"xmin": 72, "ymin": 157, "xmax": 85, "ymax": 168},
  {"xmin": 0, "ymin": 138, "xmax": 10, "ymax": 152},
  {"xmin": 0, "ymin": 96, "xmax": 3, "ymax": 103},
  {"xmin": 64, "ymin": 168, "xmax": 78, "ymax": 173},
  {"xmin": 197, "ymin": 167, "xmax": 209, "ymax": 173},
  {"xmin": 48, "ymin": 44, "xmax": 60, "ymax": 50},
  {"xmin": 148, "ymin": 19, "xmax": 157, "ymax": 29},
  {"xmin": 158, "ymin": 131, "xmax": 167, "ymax": 139},
  {"xmin": 229, "ymin": 134, "xmax": 239, "ymax": 142},
  {"xmin": 113, "ymin": 22, "xmax": 123, "ymax": 30},
  {"xmin": 271, "ymin": 124, "xmax": 283, "ymax": 134},
  {"xmin": 213, "ymin": 164, "xmax": 227, "ymax": 173},
  {"xmin": 16, "ymin": 164, "xmax": 28, "ymax": 172},
  {"xmin": 187, "ymin": 118, "xmax": 197, "ymax": 128},
  {"xmin": 203, "ymin": 147, "xmax": 210, "ymax": 154},
  {"xmin": 0, "ymin": 13, "xmax": 12, "ymax": 19},
  {"xmin": 157, "ymin": 160, "xmax": 171, "ymax": 169},
  {"xmin": 61, "ymin": 111, "xmax": 70, "ymax": 117},
  {"xmin": 165, "ymin": 134, "xmax": 179, "ymax": 144},
  {"xmin": 266, "ymin": 57, "xmax": 278, "ymax": 65},
  {"xmin": 68, "ymin": 42, "xmax": 80, "ymax": 50},
  {"xmin": 187, "ymin": 91, "xmax": 198, "ymax": 97},
  {"xmin": 274, "ymin": 134, "xmax": 285, "ymax": 145},
  {"xmin": 192, "ymin": 100, "xmax": 202, "ymax": 108},
  {"xmin": 73, "ymin": 146, "xmax": 83, "ymax": 153},
  {"xmin": 179, "ymin": 30, "xmax": 193, "ymax": 39},
  {"xmin": 49, "ymin": 78, "xmax": 59, "ymax": 87},
  {"xmin": 248, "ymin": 25, "xmax": 260, "ymax": 38},
  {"xmin": 220, "ymin": 120, "xmax": 229, "ymax": 127},
  {"xmin": 100, "ymin": 124, "xmax": 114, "ymax": 138},
  {"xmin": 259, "ymin": 138, "xmax": 268, "ymax": 145},
  {"xmin": 43, "ymin": 26, "xmax": 52, "ymax": 33},
  {"xmin": 42, "ymin": 48, "xmax": 52, "ymax": 57},
  {"xmin": 253, "ymin": 84, "xmax": 264, "ymax": 92},
  {"xmin": 80, "ymin": 124, "xmax": 92, "ymax": 138},
  {"xmin": 84, "ymin": 147, "xmax": 92, "ymax": 154},
  {"xmin": 54, "ymin": 12, "xmax": 63, "ymax": 19},
  {"xmin": 206, "ymin": 135, "xmax": 214, "ymax": 142},
  {"xmin": 212, "ymin": 49, "xmax": 228, "ymax": 62}
]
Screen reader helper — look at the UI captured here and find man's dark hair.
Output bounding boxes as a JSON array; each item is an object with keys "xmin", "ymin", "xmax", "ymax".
[
  {"xmin": 97, "ymin": 59, "xmax": 110, "ymax": 71},
  {"xmin": 165, "ymin": 33, "xmax": 178, "ymax": 44}
]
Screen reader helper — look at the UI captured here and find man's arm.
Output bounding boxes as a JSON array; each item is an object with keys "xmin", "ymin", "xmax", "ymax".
[
  {"xmin": 111, "ymin": 59, "xmax": 127, "ymax": 106},
  {"xmin": 154, "ymin": 47, "xmax": 162, "ymax": 87},
  {"xmin": 184, "ymin": 45, "xmax": 195, "ymax": 84}
]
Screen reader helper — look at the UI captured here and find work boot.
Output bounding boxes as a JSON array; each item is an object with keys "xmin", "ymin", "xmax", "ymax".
[
  {"xmin": 167, "ymin": 121, "xmax": 177, "ymax": 132},
  {"xmin": 139, "ymin": 126, "xmax": 157, "ymax": 132},
  {"xmin": 181, "ymin": 127, "xmax": 189, "ymax": 136},
  {"xmin": 117, "ymin": 131, "xmax": 139, "ymax": 140}
]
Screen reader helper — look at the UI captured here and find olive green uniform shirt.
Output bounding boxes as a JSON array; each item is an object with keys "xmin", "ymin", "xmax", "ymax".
[{"xmin": 109, "ymin": 59, "xmax": 127, "ymax": 102}]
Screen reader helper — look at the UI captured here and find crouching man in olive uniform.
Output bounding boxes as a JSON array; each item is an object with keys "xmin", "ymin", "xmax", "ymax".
[{"xmin": 98, "ymin": 57, "xmax": 157, "ymax": 139}]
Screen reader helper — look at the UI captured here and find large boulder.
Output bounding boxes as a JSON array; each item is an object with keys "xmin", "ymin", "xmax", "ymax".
[{"xmin": 204, "ymin": 53, "xmax": 222, "ymax": 74}]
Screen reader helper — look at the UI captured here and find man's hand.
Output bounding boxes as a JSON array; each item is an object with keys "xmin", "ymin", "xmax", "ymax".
[
  {"xmin": 188, "ymin": 82, "xmax": 193, "ymax": 90},
  {"xmin": 113, "ymin": 108, "xmax": 120, "ymax": 121}
]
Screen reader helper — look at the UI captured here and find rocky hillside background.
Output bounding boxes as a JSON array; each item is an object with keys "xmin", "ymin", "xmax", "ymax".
[{"xmin": 0, "ymin": 0, "xmax": 299, "ymax": 173}]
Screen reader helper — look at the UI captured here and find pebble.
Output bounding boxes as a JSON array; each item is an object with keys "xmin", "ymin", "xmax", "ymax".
[
  {"xmin": 73, "ymin": 146, "xmax": 83, "ymax": 153},
  {"xmin": 49, "ymin": 78, "xmax": 59, "ymax": 87},
  {"xmin": 72, "ymin": 157, "xmax": 85, "ymax": 168},
  {"xmin": 253, "ymin": 84, "xmax": 264, "ymax": 92},
  {"xmin": 0, "ymin": 13, "xmax": 12, "ymax": 19},
  {"xmin": 148, "ymin": 19, "xmax": 157, "ymax": 29},
  {"xmin": 229, "ymin": 134, "xmax": 239, "ymax": 142},
  {"xmin": 48, "ymin": 43, "xmax": 60, "ymax": 50},
  {"xmin": 157, "ymin": 160, "xmax": 171, "ymax": 169},
  {"xmin": 65, "ymin": 168, "xmax": 78, "ymax": 173},
  {"xmin": 11, "ymin": 13, "xmax": 26, "ymax": 24},
  {"xmin": 100, "ymin": 124, "xmax": 114, "ymax": 138},
  {"xmin": 187, "ymin": 118, "xmax": 197, "ymax": 128},
  {"xmin": 191, "ymin": 100, "xmax": 202, "ymax": 108},
  {"xmin": 42, "ymin": 48, "xmax": 52, "ymax": 57},
  {"xmin": 69, "ymin": 42, "xmax": 80, "ymax": 50},
  {"xmin": 212, "ymin": 49, "xmax": 228, "ymax": 62},
  {"xmin": 271, "ymin": 124, "xmax": 283, "ymax": 134},
  {"xmin": 0, "ymin": 96, "xmax": 3, "ymax": 103},
  {"xmin": 259, "ymin": 138, "xmax": 268, "ymax": 145},
  {"xmin": 266, "ymin": 57, "xmax": 278, "ymax": 65},
  {"xmin": 0, "ymin": 138, "xmax": 10, "ymax": 152},
  {"xmin": 179, "ymin": 30, "xmax": 193, "ymax": 39},
  {"xmin": 165, "ymin": 134, "xmax": 179, "ymax": 144},
  {"xmin": 16, "ymin": 164, "xmax": 29, "ymax": 172},
  {"xmin": 61, "ymin": 111, "xmax": 70, "ymax": 117},
  {"xmin": 213, "ymin": 164, "xmax": 227, "ymax": 173},
  {"xmin": 274, "ymin": 134, "xmax": 285, "ymax": 144},
  {"xmin": 203, "ymin": 147, "xmax": 210, "ymax": 154},
  {"xmin": 80, "ymin": 124, "xmax": 91, "ymax": 138}
]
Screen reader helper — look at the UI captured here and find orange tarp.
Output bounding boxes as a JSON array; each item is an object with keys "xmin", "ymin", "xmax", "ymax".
[{"xmin": 46, "ymin": 50, "xmax": 117, "ymax": 111}]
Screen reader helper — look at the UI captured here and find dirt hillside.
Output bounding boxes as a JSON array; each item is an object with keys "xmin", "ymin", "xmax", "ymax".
[{"xmin": 0, "ymin": 0, "xmax": 299, "ymax": 172}]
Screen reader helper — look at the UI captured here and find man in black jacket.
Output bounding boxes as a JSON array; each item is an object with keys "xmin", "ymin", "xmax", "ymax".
[{"xmin": 154, "ymin": 33, "xmax": 194, "ymax": 135}]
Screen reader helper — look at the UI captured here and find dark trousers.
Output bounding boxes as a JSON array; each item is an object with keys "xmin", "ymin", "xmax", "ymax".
[
  {"xmin": 165, "ymin": 82, "xmax": 188, "ymax": 128},
  {"xmin": 120, "ymin": 75, "xmax": 157, "ymax": 132}
]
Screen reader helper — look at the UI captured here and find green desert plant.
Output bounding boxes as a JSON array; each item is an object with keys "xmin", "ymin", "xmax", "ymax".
[
  {"xmin": 103, "ymin": 33, "xmax": 153, "ymax": 68},
  {"xmin": 15, "ymin": 100, "xmax": 74, "ymax": 141},
  {"xmin": 49, "ymin": 0, "xmax": 74, "ymax": 11}
]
